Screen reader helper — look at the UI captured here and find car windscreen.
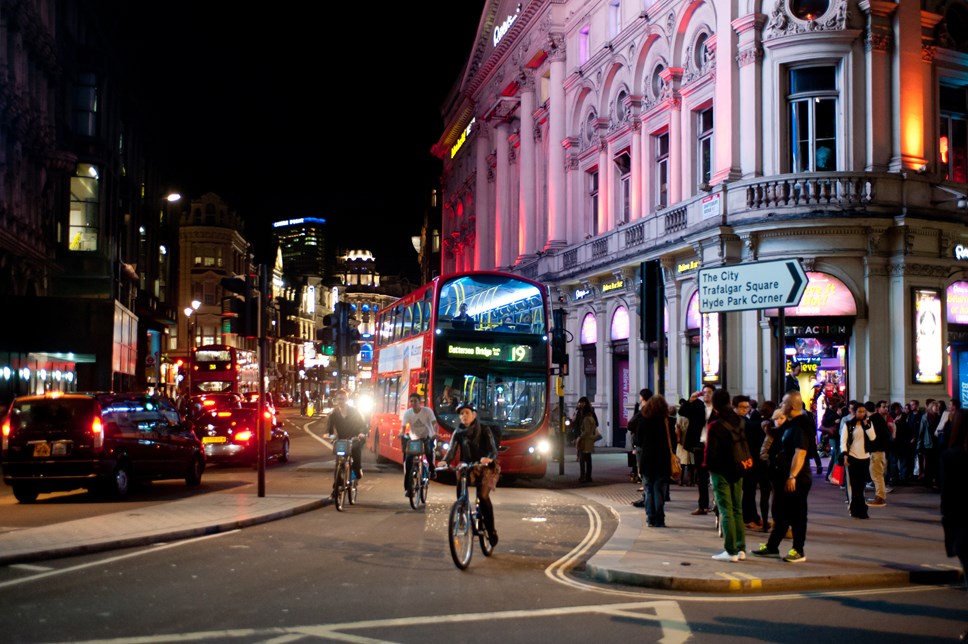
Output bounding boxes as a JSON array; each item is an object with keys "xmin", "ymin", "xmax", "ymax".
[{"xmin": 8, "ymin": 399, "xmax": 96, "ymax": 434}]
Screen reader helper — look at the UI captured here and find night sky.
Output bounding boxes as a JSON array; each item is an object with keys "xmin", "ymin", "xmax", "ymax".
[{"xmin": 119, "ymin": 2, "xmax": 485, "ymax": 281}]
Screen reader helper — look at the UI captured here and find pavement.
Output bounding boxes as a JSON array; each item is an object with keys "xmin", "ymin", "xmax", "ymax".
[{"xmin": 0, "ymin": 449, "xmax": 959, "ymax": 594}]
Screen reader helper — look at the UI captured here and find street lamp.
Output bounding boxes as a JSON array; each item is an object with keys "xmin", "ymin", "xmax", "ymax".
[{"xmin": 184, "ymin": 300, "xmax": 200, "ymax": 350}]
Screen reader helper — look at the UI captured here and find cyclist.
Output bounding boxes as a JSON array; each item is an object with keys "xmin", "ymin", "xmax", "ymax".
[
  {"xmin": 328, "ymin": 389, "xmax": 367, "ymax": 479},
  {"xmin": 439, "ymin": 403, "xmax": 500, "ymax": 546},
  {"xmin": 401, "ymin": 392, "xmax": 438, "ymax": 497}
]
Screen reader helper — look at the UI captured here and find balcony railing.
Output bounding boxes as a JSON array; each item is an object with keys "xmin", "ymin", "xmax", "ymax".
[{"xmin": 518, "ymin": 171, "xmax": 963, "ymax": 282}]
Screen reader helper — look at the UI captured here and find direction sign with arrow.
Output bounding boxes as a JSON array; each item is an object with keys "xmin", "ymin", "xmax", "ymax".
[{"xmin": 697, "ymin": 259, "xmax": 807, "ymax": 313}]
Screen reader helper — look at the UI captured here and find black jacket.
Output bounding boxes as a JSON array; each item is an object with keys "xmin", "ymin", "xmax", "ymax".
[
  {"xmin": 639, "ymin": 415, "xmax": 675, "ymax": 479},
  {"xmin": 441, "ymin": 421, "xmax": 498, "ymax": 464},
  {"xmin": 679, "ymin": 398, "xmax": 709, "ymax": 450}
]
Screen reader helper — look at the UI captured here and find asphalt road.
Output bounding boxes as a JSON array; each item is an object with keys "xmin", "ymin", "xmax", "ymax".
[{"xmin": 0, "ymin": 409, "xmax": 966, "ymax": 642}]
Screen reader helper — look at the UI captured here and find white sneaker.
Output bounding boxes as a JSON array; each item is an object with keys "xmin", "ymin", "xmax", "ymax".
[
  {"xmin": 712, "ymin": 550, "xmax": 739, "ymax": 562},
  {"xmin": 736, "ymin": 551, "xmax": 747, "ymax": 561}
]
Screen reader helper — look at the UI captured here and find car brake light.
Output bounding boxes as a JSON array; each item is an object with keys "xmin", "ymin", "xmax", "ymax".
[
  {"xmin": 45, "ymin": 391, "xmax": 64, "ymax": 399},
  {"xmin": 264, "ymin": 411, "xmax": 272, "ymax": 419},
  {"xmin": 2, "ymin": 418, "xmax": 10, "ymax": 451},
  {"xmin": 217, "ymin": 411, "xmax": 232, "ymax": 417},
  {"xmin": 91, "ymin": 416, "xmax": 104, "ymax": 450},
  {"xmin": 202, "ymin": 399, "xmax": 215, "ymax": 407},
  {"xmin": 234, "ymin": 430, "xmax": 253, "ymax": 442}
]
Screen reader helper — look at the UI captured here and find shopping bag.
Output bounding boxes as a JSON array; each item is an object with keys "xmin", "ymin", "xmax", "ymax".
[{"xmin": 830, "ymin": 463, "xmax": 845, "ymax": 486}]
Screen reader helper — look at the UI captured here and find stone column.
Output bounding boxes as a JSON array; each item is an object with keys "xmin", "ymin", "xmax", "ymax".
[
  {"xmin": 494, "ymin": 119, "xmax": 510, "ymax": 268},
  {"xmin": 890, "ymin": 0, "xmax": 927, "ymax": 170},
  {"xmin": 597, "ymin": 136, "xmax": 609, "ymax": 235},
  {"xmin": 518, "ymin": 70, "xmax": 536, "ymax": 263},
  {"xmin": 546, "ymin": 33, "xmax": 568, "ymax": 250},
  {"xmin": 860, "ymin": 1, "xmax": 896, "ymax": 171},
  {"xmin": 732, "ymin": 14, "xmax": 766, "ymax": 178},
  {"xmin": 475, "ymin": 120, "xmax": 491, "ymax": 270},
  {"xmin": 660, "ymin": 68, "xmax": 684, "ymax": 205},
  {"xmin": 629, "ymin": 109, "xmax": 643, "ymax": 220}
]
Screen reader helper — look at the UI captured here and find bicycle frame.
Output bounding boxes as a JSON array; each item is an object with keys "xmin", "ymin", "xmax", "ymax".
[
  {"xmin": 333, "ymin": 438, "xmax": 358, "ymax": 511},
  {"xmin": 447, "ymin": 463, "xmax": 493, "ymax": 569}
]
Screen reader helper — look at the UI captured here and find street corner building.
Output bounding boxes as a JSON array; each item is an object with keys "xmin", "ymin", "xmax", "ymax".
[{"xmin": 432, "ymin": 0, "xmax": 968, "ymax": 448}]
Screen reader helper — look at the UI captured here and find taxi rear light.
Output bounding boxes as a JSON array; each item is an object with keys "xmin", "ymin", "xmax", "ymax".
[
  {"xmin": 234, "ymin": 430, "xmax": 253, "ymax": 442},
  {"xmin": 45, "ymin": 391, "xmax": 64, "ymax": 399},
  {"xmin": 202, "ymin": 399, "xmax": 216, "ymax": 407},
  {"xmin": 2, "ymin": 418, "xmax": 10, "ymax": 451},
  {"xmin": 91, "ymin": 416, "xmax": 104, "ymax": 450},
  {"xmin": 217, "ymin": 411, "xmax": 232, "ymax": 417},
  {"xmin": 264, "ymin": 411, "xmax": 272, "ymax": 419}
]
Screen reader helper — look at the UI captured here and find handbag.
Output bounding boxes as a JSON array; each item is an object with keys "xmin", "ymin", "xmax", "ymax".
[
  {"xmin": 664, "ymin": 418, "xmax": 682, "ymax": 481},
  {"xmin": 830, "ymin": 463, "xmax": 845, "ymax": 486}
]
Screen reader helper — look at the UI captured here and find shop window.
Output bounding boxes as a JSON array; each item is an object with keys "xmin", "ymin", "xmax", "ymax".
[
  {"xmin": 788, "ymin": 66, "xmax": 838, "ymax": 172},
  {"xmin": 69, "ymin": 164, "xmax": 100, "ymax": 251},
  {"xmin": 697, "ymin": 106, "xmax": 714, "ymax": 188}
]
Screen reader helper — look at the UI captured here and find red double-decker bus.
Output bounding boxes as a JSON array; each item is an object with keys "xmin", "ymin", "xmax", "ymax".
[
  {"xmin": 368, "ymin": 271, "xmax": 552, "ymax": 479},
  {"xmin": 189, "ymin": 345, "xmax": 258, "ymax": 395}
]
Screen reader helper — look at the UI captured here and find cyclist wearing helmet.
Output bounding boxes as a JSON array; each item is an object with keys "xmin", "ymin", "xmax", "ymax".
[{"xmin": 440, "ymin": 403, "xmax": 500, "ymax": 546}]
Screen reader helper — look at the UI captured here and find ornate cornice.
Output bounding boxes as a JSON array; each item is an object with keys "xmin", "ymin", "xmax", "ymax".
[
  {"xmin": 736, "ymin": 45, "xmax": 764, "ymax": 67},
  {"xmin": 888, "ymin": 262, "xmax": 949, "ymax": 278}
]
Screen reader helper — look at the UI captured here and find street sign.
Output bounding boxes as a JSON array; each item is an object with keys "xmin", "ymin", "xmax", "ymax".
[{"xmin": 697, "ymin": 259, "xmax": 807, "ymax": 313}]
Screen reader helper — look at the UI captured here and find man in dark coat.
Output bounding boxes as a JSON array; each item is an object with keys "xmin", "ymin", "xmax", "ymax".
[{"xmin": 679, "ymin": 383, "xmax": 715, "ymax": 515}]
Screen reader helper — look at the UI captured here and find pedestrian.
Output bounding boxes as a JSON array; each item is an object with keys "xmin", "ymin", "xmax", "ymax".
[
  {"xmin": 675, "ymin": 399, "xmax": 694, "ymax": 486},
  {"xmin": 637, "ymin": 393, "xmax": 676, "ymax": 527},
  {"xmin": 918, "ymin": 400, "xmax": 942, "ymax": 490},
  {"xmin": 680, "ymin": 383, "xmax": 716, "ymax": 515},
  {"xmin": 739, "ymin": 395, "xmax": 768, "ymax": 530},
  {"xmin": 892, "ymin": 401, "xmax": 913, "ymax": 484},
  {"xmin": 940, "ymin": 409, "xmax": 968, "ymax": 640},
  {"xmin": 706, "ymin": 389, "xmax": 751, "ymax": 562},
  {"xmin": 867, "ymin": 400, "xmax": 892, "ymax": 506},
  {"xmin": 785, "ymin": 363, "xmax": 802, "ymax": 393},
  {"xmin": 628, "ymin": 389, "xmax": 653, "ymax": 507},
  {"xmin": 575, "ymin": 397, "xmax": 599, "ymax": 483},
  {"xmin": 754, "ymin": 399, "xmax": 778, "ymax": 532},
  {"xmin": 841, "ymin": 402, "xmax": 876, "ymax": 519},
  {"xmin": 753, "ymin": 391, "xmax": 816, "ymax": 563}
]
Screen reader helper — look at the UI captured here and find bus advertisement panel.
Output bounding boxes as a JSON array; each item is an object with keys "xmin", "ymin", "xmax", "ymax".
[{"xmin": 368, "ymin": 271, "xmax": 551, "ymax": 478}]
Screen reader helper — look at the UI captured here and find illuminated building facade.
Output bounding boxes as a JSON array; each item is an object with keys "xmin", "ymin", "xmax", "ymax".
[{"xmin": 435, "ymin": 0, "xmax": 968, "ymax": 445}]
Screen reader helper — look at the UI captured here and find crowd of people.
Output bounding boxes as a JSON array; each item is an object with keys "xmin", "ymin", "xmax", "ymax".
[{"xmin": 618, "ymin": 384, "xmax": 962, "ymax": 565}]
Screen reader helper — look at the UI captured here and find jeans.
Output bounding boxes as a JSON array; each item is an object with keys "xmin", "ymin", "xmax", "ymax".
[
  {"xmin": 579, "ymin": 452, "xmax": 592, "ymax": 481},
  {"xmin": 643, "ymin": 475, "xmax": 667, "ymax": 526},
  {"xmin": 743, "ymin": 462, "xmax": 773, "ymax": 525},
  {"xmin": 403, "ymin": 437, "xmax": 436, "ymax": 494},
  {"xmin": 711, "ymin": 472, "xmax": 746, "ymax": 555}
]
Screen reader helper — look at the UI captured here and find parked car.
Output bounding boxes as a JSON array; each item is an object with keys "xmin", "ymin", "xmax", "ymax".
[
  {"xmin": 194, "ymin": 407, "xmax": 290, "ymax": 465},
  {"xmin": 1, "ymin": 392, "xmax": 205, "ymax": 503}
]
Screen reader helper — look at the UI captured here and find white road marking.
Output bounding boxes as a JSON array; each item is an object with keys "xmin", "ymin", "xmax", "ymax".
[
  {"xmin": 0, "ymin": 530, "xmax": 239, "ymax": 590},
  {"xmin": 9, "ymin": 563, "xmax": 52, "ymax": 571}
]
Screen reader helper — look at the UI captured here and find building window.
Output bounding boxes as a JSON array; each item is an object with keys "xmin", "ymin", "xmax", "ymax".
[
  {"xmin": 788, "ymin": 66, "xmax": 838, "ymax": 172},
  {"xmin": 203, "ymin": 256, "xmax": 216, "ymax": 267},
  {"xmin": 697, "ymin": 106, "xmax": 714, "ymax": 187},
  {"xmin": 587, "ymin": 170, "xmax": 600, "ymax": 236},
  {"xmin": 654, "ymin": 132, "xmax": 669, "ymax": 209},
  {"xmin": 69, "ymin": 164, "xmax": 99, "ymax": 251},
  {"xmin": 615, "ymin": 152, "xmax": 631, "ymax": 224},
  {"xmin": 579, "ymin": 24, "xmax": 590, "ymax": 65},
  {"xmin": 73, "ymin": 72, "xmax": 98, "ymax": 137},
  {"xmin": 651, "ymin": 64, "xmax": 665, "ymax": 101},
  {"xmin": 940, "ymin": 83, "xmax": 968, "ymax": 183},
  {"xmin": 790, "ymin": 0, "xmax": 830, "ymax": 21},
  {"xmin": 608, "ymin": 1, "xmax": 621, "ymax": 40}
]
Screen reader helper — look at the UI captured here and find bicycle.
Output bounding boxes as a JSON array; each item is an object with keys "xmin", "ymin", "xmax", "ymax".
[
  {"xmin": 405, "ymin": 437, "xmax": 430, "ymax": 510},
  {"xmin": 332, "ymin": 438, "xmax": 359, "ymax": 511},
  {"xmin": 445, "ymin": 462, "xmax": 494, "ymax": 570}
]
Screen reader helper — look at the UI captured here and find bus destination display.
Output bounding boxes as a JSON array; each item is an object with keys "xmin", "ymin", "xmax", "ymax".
[{"xmin": 445, "ymin": 342, "xmax": 533, "ymax": 363}]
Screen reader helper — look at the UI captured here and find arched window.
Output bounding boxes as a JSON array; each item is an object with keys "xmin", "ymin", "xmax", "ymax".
[
  {"xmin": 580, "ymin": 312, "xmax": 598, "ymax": 344},
  {"xmin": 610, "ymin": 306, "xmax": 629, "ymax": 341}
]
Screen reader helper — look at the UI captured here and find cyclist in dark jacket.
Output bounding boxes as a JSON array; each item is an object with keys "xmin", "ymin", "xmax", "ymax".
[
  {"xmin": 440, "ymin": 403, "xmax": 500, "ymax": 546},
  {"xmin": 328, "ymin": 389, "xmax": 368, "ymax": 479}
]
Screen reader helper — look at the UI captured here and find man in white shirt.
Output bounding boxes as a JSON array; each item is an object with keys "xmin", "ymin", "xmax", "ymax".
[{"xmin": 401, "ymin": 393, "xmax": 439, "ymax": 497}]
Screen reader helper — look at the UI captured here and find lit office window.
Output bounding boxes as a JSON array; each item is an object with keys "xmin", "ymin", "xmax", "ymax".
[{"xmin": 68, "ymin": 164, "xmax": 99, "ymax": 251}]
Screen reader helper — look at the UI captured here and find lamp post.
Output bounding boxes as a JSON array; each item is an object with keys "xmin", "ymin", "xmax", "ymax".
[{"xmin": 183, "ymin": 300, "xmax": 200, "ymax": 394}]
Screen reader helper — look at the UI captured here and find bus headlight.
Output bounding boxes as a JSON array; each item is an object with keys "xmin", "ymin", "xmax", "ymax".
[{"xmin": 527, "ymin": 440, "xmax": 551, "ymax": 455}]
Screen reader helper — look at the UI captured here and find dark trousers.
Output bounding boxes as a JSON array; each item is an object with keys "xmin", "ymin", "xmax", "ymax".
[
  {"xmin": 691, "ymin": 446, "xmax": 710, "ymax": 510},
  {"xmin": 644, "ymin": 476, "xmax": 667, "ymax": 526},
  {"xmin": 846, "ymin": 455, "xmax": 870, "ymax": 518},
  {"xmin": 767, "ymin": 475, "xmax": 811, "ymax": 554},
  {"xmin": 579, "ymin": 452, "xmax": 593, "ymax": 481},
  {"xmin": 742, "ymin": 464, "xmax": 772, "ymax": 525}
]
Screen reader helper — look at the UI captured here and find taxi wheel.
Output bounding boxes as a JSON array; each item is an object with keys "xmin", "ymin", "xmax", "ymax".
[
  {"xmin": 104, "ymin": 462, "xmax": 131, "ymax": 499},
  {"xmin": 278, "ymin": 439, "xmax": 290, "ymax": 463},
  {"xmin": 12, "ymin": 485, "xmax": 38, "ymax": 504},
  {"xmin": 185, "ymin": 454, "xmax": 204, "ymax": 486}
]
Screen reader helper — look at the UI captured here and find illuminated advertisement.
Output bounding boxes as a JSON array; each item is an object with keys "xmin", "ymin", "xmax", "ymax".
[
  {"xmin": 914, "ymin": 288, "xmax": 943, "ymax": 384},
  {"xmin": 765, "ymin": 272, "xmax": 857, "ymax": 317},
  {"xmin": 947, "ymin": 281, "xmax": 968, "ymax": 325},
  {"xmin": 701, "ymin": 312, "xmax": 721, "ymax": 384},
  {"xmin": 445, "ymin": 342, "xmax": 534, "ymax": 363}
]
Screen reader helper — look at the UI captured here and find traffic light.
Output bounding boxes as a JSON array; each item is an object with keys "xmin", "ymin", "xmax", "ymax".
[
  {"xmin": 552, "ymin": 308, "xmax": 568, "ymax": 366},
  {"xmin": 341, "ymin": 302, "xmax": 361, "ymax": 356},
  {"xmin": 318, "ymin": 308, "xmax": 341, "ymax": 355},
  {"xmin": 220, "ymin": 274, "xmax": 259, "ymax": 337},
  {"xmin": 641, "ymin": 260, "xmax": 663, "ymax": 342}
]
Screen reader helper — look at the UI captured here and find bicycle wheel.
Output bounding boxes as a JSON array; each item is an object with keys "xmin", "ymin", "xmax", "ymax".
[
  {"xmin": 418, "ymin": 463, "xmax": 429, "ymax": 505},
  {"xmin": 448, "ymin": 498, "xmax": 473, "ymax": 570},
  {"xmin": 409, "ymin": 466, "xmax": 421, "ymax": 510},
  {"xmin": 477, "ymin": 508, "xmax": 494, "ymax": 557},
  {"xmin": 334, "ymin": 462, "xmax": 346, "ymax": 512}
]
